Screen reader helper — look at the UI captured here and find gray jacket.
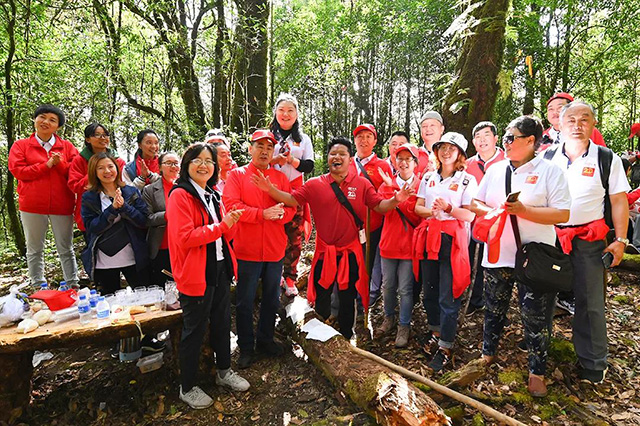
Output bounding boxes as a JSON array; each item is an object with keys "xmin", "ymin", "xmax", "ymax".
[{"xmin": 142, "ymin": 178, "xmax": 169, "ymax": 259}]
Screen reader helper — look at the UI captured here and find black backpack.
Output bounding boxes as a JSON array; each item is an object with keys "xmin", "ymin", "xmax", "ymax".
[{"xmin": 630, "ymin": 162, "xmax": 640, "ymax": 187}]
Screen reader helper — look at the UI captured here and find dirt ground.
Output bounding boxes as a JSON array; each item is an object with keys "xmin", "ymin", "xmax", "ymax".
[{"xmin": 2, "ymin": 244, "xmax": 640, "ymax": 425}]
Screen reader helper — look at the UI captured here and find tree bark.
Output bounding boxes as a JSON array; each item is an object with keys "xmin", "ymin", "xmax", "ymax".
[
  {"xmin": 441, "ymin": 0, "xmax": 510, "ymax": 146},
  {"xmin": 213, "ymin": 0, "xmax": 228, "ymax": 128}
]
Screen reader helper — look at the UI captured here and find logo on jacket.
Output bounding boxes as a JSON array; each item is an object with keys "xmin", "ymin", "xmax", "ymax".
[
  {"xmin": 525, "ymin": 175, "xmax": 539, "ymax": 184},
  {"xmin": 347, "ymin": 187, "xmax": 357, "ymax": 199},
  {"xmin": 582, "ymin": 167, "xmax": 595, "ymax": 177}
]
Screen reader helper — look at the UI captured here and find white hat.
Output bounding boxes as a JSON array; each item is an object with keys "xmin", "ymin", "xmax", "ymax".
[{"xmin": 432, "ymin": 132, "xmax": 468, "ymax": 156}]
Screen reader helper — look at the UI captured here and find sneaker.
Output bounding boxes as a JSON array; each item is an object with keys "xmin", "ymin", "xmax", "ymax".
[
  {"xmin": 141, "ymin": 336, "xmax": 166, "ymax": 353},
  {"xmin": 284, "ymin": 278, "xmax": 299, "ymax": 297},
  {"xmin": 517, "ymin": 339, "xmax": 527, "ymax": 352},
  {"xmin": 465, "ymin": 304, "xmax": 484, "ymax": 317},
  {"xmin": 577, "ymin": 366, "xmax": 607, "ymax": 384},
  {"xmin": 395, "ymin": 325, "xmax": 410, "ymax": 348},
  {"xmin": 421, "ymin": 331, "xmax": 439, "ymax": 356},
  {"xmin": 179, "ymin": 385, "xmax": 213, "ymax": 409},
  {"xmin": 369, "ymin": 293, "xmax": 382, "ymax": 308},
  {"xmin": 110, "ymin": 343, "xmax": 120, "ymax": 359},
  {"xmin": 428, "ymin": 348, "xmax": 451, "ymax": 372},
  {"xmin": 377, "ymin": 315, "xmax": 396, "ymax": 336},
  {"xmin": 255, "ymin": 340, "xmax": 285, "ymax": 357},
  {"xmin": 216, "ymin": 370, "xmax": 250, "ymax": 392},
  {"xmin": 556, "ymin": 299, "xmax": 575, "ymax": 315},
  {"xmin": 528, "ymin": 374, "xmax": 548, "ymax": 398},
  {"xmin": 238, "ymin": 352, "xmax": 253, "ymax": 369}
]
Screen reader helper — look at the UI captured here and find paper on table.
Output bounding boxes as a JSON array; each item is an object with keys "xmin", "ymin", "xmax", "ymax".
[
  {"xmin": 301, "ymin": 318, "xmax": 340, "ymax": 342},
  {"xmin": 285, "ymin": 297, "xmax": 314, "ymax": 323}
]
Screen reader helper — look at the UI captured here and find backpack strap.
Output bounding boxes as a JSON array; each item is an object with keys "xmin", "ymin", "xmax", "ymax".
[
  {"xmin": 597, "ymin": 145, "xmax": 614, "ymax": 228},
  {"xmin": 543, "ymin": 147, "xmax": 558, "ymax": 160}
]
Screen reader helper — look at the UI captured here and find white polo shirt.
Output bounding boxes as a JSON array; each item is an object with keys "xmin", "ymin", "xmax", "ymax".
[
  {"xmin": 546, "ymin": 142, "xmax": 629, "ymax": 225},
  {"xmin": 417, "ymin": 170, "xmax": 478, "ymax": 221},
  {"xmin": 475, "ymin": 157, "xmax": 571, "ymax": 268},
  {"xmin": 273, "ymin": 133, "xmax": 314, "ymax": 182}
]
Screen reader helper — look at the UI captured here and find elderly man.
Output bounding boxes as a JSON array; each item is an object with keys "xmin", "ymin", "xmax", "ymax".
[
  {"xmin": 546, "ymin": 101, "xmax": 629, "ymax": 384},
  {"xmin": 416, "ymin": 111, "xmax": 445, "ymax": 176}
]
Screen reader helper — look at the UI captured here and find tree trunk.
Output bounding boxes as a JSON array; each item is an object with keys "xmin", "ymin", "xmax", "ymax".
[
  {"xmin": 442, "ymin": 0, "xmax": 510, "ymax": 146},
  {"xmin": 2, "ymin": 0, "xmax": 26, "ymax": 256},
  {"xmin": 213, "ymin": 0, "xmax": 228, "ymax": 128},
  {"xmin": 280, "ymin": 296, "xmax": 449, "ymax": 426}
]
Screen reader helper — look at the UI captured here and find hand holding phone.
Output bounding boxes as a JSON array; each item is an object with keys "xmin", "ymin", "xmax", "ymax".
[
  {"xmin": 506, "ymin": 191, "xmax": 521, "ymax": 203},
  {"xmin": 602, "ymin": 252, "xmax": 614, "ymax": 269}
]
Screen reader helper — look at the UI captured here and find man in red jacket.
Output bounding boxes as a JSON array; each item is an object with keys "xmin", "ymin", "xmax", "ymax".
[
  {"xmin": 222, "ymin": 129, "xmax": 295, "ymax": 369},
  {"xmin": 8, "ymin": 104, "xmax": 79, "ymax": 288}
]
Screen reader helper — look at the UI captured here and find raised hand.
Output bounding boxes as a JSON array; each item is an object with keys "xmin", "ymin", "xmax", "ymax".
[
  {"xmin": 378, "ymin": 166, "xmax": 393, "ymax": 187},
  {"xmin": 222, "ymin": 208, "xmax": 244, "ymax": 228},
  {"xmin": 394, "ymin": 182, "xmax": 416, "ymax": 203},
  {"xmin": 139, "ymin": 158, "xmax": 150, "ymax": 178},
  {"xmin": 112, "ymin": 188, "xmax": 124, "ymax": 209},
  {"xmin": 47, "ymin": 152, "xmax": 63, "ymax": 168},
  {"xmin": 250, "ymin": 169, "xmax": 274, "ymax": 192}
]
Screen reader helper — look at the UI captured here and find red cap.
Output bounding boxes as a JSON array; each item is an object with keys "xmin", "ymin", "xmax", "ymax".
[
  {"xmin": 395, "ymin": 143, "xmax": 419, "ymax": 160},
  {"xmin": 629, "ymin": 123, "xmax": 640, "ymax": 139},
  {"xmin": 353, "ymin": 123, "xmax": 377, "ymax": 139},
  {"xmin": 250, "ymin": 129, "xmax": 277, "ymax": 145},
  {"xmin": 546, "ymin": 92, "xmax": 574, "ymax": 107}
]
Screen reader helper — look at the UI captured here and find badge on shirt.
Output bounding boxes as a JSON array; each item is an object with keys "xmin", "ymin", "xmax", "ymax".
[
  {"xmin": 347, "ymin": 186, "xmax": 357, "ymax": 200},
  {"xmin": 525, "ymin": 175, "xmax": 538, "ymax": 184},
  {"xmin": 429, "ymin": 180, "xmax": 436, "ymax": 188},
  {"xmin": 449, "ymin": 183, "xmax": 459, "ymax": 192},
  {"xmin": 582, "ymin": 167, "xmax": 595, "ymax": 177}
]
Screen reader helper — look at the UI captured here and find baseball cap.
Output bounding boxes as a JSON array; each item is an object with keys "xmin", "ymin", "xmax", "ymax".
[
  {"xmin": 205, "ymin": 129, "xmax": 228, "ymax": 145},
  {"xmin": 546, "ymin": 92, "xmax": 574, "ymax": 107},
  {"xmin": 250, "ymin": 129, "xmax": 277, "ymax": 145},
  {"xmin": 432, "ymin": 132, "xmax": 469, "ymax": 156},
  {"xmin": 419, "ymin": 111, "xmax": 443, "ymax": 125},
  {"xmin": 395, "ymin": 144, "xmax": 419, "ymax": 160},
  {"xmin": 629, "ymin": 123, "xmax": 640, "ymax": 139},
  {"xmin": 353, "ymin": 123, "xmax": 377, "ymax": 139}
]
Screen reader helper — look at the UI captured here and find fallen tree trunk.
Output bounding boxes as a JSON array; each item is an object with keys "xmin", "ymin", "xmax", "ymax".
[
  {"xmin": 616, "ymin": 253, "xmax": 640, "ymax": 271},
  {"xmin": 280, "ymin": 295, "xmax": 450, "ymax": 426}
]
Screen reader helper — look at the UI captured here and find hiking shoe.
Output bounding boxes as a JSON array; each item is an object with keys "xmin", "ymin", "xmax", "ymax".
[
  {"xmin": 395, "ymin": 325, "xmax": 410, "ymax": 348},
  {"xmin": 377, "ymin": 315, "xmax": 396, "ymax": 336},
  {"xmin": 421, "ymin": 331, "xmax": 440, "ymax": 356},
  {"xmin": 517, "ymin": 339, "xmax": 527, "ymax": 352},
  {"xmin": 179, "ymin": 385, "xmax": 213, "ymax": 409},
  {"xmin": 465, "ymin": 304, "xmax": 484, "ymax": 317},
  {"xmin": 141, "ymin": 336, "xmax": 166, "ymax": 353},
  {"xmin": 255, "ymin": 340, "xmax": 285, "ymax": 357},
  {"xmin": 369, "ymin": 292, "xmax": 382, "ymax": 308},
  {"xmin": 216, "ymin": 370, "xmax": 250, "ymax": 392},
  {"xmin": 428, "ymin": 348, "xmax": 451, "ymax": 372},
  {"xmin": 528, "ymin": 374, "xmax": 548, "ymax": 398},
  {"xmin": 556, "ymin": 299, "xmax": 575, "ymax": 315},
  {"xmin": 238, "ymin": 352, "xmax": 253, "ymax": 369},
  {"xmin": 577, "ymin": 366, "xmax": 607, "ymax": 384},
  {"xmin": 284, "ymin": 278, "xmax": 299, "ymax": 297}
]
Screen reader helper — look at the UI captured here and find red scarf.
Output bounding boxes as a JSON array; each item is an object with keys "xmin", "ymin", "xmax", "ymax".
[{"xmin": 555, "ymin": 218, "xmax": 610, "ymax": 254}]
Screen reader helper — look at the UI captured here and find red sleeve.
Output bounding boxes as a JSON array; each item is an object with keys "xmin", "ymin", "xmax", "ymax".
[
  {"xmin": 68, "ymin": 156, "xmax": 88, "ymax": 195},
  {"xmin": 591, "ymin": 128, "xmax": 606, "ymax": 147},
  {"xmin": 627, "ymin": 188, "xmax": 640, "ymax": 206},
  {"xmin": 8, "ymin": 140, "xmax": 49, "ymax": 181},
  {"xmin": 222, "ymin": 169, "xmax": 264, "ymax": 224},
  {"xmin": 292, "ymin": 179, "xmax": 314, "ymax": 206}
]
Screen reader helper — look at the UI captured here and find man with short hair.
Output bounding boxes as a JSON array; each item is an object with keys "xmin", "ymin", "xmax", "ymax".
[
  {"xmin": 465, "ymin": 121, "xmax": 505, "ymax": 314},
  {"xmin": 251, "ymin": 137, "xmax": 414, "ymax": 339},
  {"xmin": 416, "ymin": 111, "xmax": 445, "ymax": 175},
  {"xmin": 386, "ymin": 131, "xmax": 410, "ymax": 175},
  {"xmin": 546, "ymin": 101, "xmax": 629, "ymax": 384},
  {"xmin": 222, "ymin": 129, "xmax": 295, "ymax": 369}
]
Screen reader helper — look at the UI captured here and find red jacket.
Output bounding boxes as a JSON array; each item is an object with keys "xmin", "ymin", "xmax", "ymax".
[
  {"xmin": 166, "ymin": 183, "xmax": 237, "ymax": 297},
  {"xmin": 68, "ymin": 148, "xmax": 125, "ymax": 231},
  {"xmin": 378, "ymin": 177, "xmax": 421, "ymax": 259},
  {"xmin": 349, "ymin": 154, "xmax": 392, "ymax": 231},
  {"xmin": 416, "ymin": 147, "xmax": 434, "ymax": 177},
  {"xmin": 222, "ymin": 162, "xmax": 295, "ymax": 262},
  {"xmin": 8, "ymin": 133, "xmax": 78, "ymax": 215}
]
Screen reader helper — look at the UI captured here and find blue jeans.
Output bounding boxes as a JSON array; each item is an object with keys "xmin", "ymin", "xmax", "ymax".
[
  {"xmin": 420, "ymin": 234, "xmax": 461, "ymax": 349},
  {"xmin": 235, "ymin": 259, "xmax": 283, "ymax": 354},
  {"xmin": 368, "ymin": 226, "xmax": 383, "ymax": 306},
  {"xmin": 381, "ymin": 257, "xmax": 414, "ymax": 326}
]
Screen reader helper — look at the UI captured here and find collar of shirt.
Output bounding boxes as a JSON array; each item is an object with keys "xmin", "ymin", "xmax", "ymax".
[
  {"xmin": 35, "ymin": 133, "xmax": 55, "ymax": 150},
  {"xmin": 356, "ymin": 152, "xmax": 376, "ymax": 167},
  {"xmin": 189, "ymin": 178, "xmax": 213, "ymax": 207},
  {"xmin": 396, "ymin": 174, "xmax": 415, "ymax": 188},
  {"xmin": 477, "ymin": 147, "xmax": 502, "ymax": 164},
  {"xmin": 548, "ymin": 127, "xmax": 560, "ymax": 143},
  {"xmin": 560, "ymin": 141, "xmax": 591, "ymax": 166},
  {"xmin": 512, "ymin": 155, "xmax": 543, "ymax": 174}
]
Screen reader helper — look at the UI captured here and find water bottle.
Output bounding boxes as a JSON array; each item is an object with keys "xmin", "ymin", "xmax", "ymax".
[
  {"xmin": 58, "ymin": 281, "xmax": 68, "ymax": 292},
  {"xmin": 40, "ymin": 282, "xmax": 48, "ymax": 291},
  {"xmin": 89, "ymin": 289, "xmax": 98, "ymax": 317},
  {"xmin": 78, "ymin": 295, "xmax": 91, "ymax": 325},
  {"xmin": 96, "ymin": 296, "xmax": 110, "ymax": 322}
]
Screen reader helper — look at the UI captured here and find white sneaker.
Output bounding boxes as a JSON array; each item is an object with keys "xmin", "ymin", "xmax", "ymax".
[
  {"xmin": 179, "ymin": 385, "xmax": 214, "ymax": 409},
  {"xmin": 216, "ymin": 370, "xmax": 250, "ymax": 392}
]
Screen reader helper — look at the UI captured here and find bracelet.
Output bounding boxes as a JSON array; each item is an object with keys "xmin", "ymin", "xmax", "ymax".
[{"xmin": 444, "ymin": 204, "xmax": 453, "ymax": 214}]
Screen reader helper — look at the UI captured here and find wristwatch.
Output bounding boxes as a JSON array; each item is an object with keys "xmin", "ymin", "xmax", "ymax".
[{"xmin": 615, "ymin": 237, "xmax": 630, "ymax": 245}]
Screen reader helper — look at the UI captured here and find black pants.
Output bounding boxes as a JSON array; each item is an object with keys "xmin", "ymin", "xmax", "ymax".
[
  {"xmin": 179, "ymin": 261, "xmax": 231, "ymax": 392},
  {"xmin": 94, "ymin": 264, "xmax": 143, "ymax": 295},
  {"xmin": 150, "ymin": 249, "xmax": 172, "ymax": 288},
  {"xmin": 314, "ymin": 254, "xmax": 359, "ymax": 339},
  {"xmin": 468, "ymin": 239, "xmax": 485, "ymax": 308}
]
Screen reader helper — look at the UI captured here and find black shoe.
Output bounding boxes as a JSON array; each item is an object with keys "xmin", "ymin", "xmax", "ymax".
[
  {"xmin": 517, "ymin": 339, "xmax": 527, "ymax": 352},
  {"xmin": 141, "ymin": 336, "xmax": 166, "ymax": 353},
  {"xmin": 577, "ymin": 366, "xmax": 607, "ymax": 384},
  {"xmin": 255, "ymin": 340, "xmax": 284, "ymax": 357},
  {"xmin": 238, "ymin": 352, "xmax": 254, "ymax": 369},
  {"xmin": 369, "ymin": 293, "xmax": 382, "ymax": 308},
  {"xmin": 428, "ymin": 348, "xmax": 451, "ymax": 372},
  {"xmin": 421, "ymin": 331, "xmax": 439, "ymax": 357},
  {"xmin": 556, "ymin": 299, "xmax": 575, "ymax": 315},
  {"xmin": 465, "ymin": 304, "xmax": 484, "ymax": 317},
  {"xmin": 110, "ymin": 343, "xmax": 120, "ymax": 359}
]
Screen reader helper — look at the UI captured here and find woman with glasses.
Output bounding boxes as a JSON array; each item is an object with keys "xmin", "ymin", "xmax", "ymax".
[
  {"xmin": 471, "ymin": 116, "xmax": 570, "ymax": 397},
  {"xmin": 81, "ymin": 152, "xmax": 149, "ymax": 295},
  {"xmin": 123, "ymin": 129, "xmax": 161, "ymax": 190},
  {"xmin": 269, "ymin": 93, "xmax": 314, "ymax": 296},
  {"xmin": 68, "ymin": 123, "xmax": 125, "ymax": 239},
  {"xmin": 142, "ymin": 152, "xmax": 180, "ymax": 287},
  {"xmin": 166, "ymin": 143, "xmax": 249, "ymax": 409}
]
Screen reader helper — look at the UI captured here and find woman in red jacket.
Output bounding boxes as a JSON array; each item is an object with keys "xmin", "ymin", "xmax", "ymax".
[
  {"xmin": 8, "ymin": 104, "xmax": 79, "ymax": 288},
  {"xmin": 166, "ymin": 143, "xmax": 249, "ymax": 410}
]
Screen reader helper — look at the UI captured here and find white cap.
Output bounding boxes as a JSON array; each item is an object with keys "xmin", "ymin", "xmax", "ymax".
[{"xmin": 432, "ymin": 132, "xmax": 469, "ymax": 156}]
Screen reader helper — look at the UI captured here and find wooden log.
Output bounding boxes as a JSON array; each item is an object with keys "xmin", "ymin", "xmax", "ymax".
[
  {"xmin": 616, "ymin": 253, "xmax": 640, "ymax": 271},
  {"xmin": 281, "ymin": 296, "xmax": 450, "ymax": 426},
  {"xmin": 0, "ymin": 351, "xmax": 33, "ymax": 423}
]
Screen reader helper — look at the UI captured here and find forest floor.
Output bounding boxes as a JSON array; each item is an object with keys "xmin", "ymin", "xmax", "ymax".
[{"xmin": 1, "ymin": 237, "xmax": 639, "ymax": 426}]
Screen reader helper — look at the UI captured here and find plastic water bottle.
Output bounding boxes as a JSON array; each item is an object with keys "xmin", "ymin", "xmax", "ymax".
[
  {"xmin": 96, "ymin": 296, "xmax": 110, "ymax": 322},
  {"xmin": 59, "ymin": 281, "xmax": 68, "ymax": 292},
  {"xmin": 89, "ymin": 289, "xmax": 98, "ymax": 317},
  {"xmin": 78, "ymin": 295, "xmax": 91, "ymax": 325},
  {"xmin": 40, "ymin": 282, "xmax": 48, "ymax": 291}
]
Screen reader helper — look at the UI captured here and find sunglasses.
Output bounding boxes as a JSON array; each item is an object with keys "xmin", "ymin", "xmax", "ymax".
[{"xmin": 502, "ymin": 134, "xmax": 530, "ymax": 145}]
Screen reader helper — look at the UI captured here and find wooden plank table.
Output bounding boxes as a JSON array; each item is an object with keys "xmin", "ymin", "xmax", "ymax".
[{"xmin": 0, "ymin": 309, "xmax": 182, "ymax": 422}]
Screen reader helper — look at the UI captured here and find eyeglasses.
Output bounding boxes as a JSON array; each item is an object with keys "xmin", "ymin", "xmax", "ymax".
[
  {"xmin": 92, "ymin": 134, "xmax": 110, "ymax": 139},
  {"xmin": 502, "ymin": 134, "xmax": 529, "ymax": 145},
  {"xmin": 162, "ymin": 161, "xmax": 180, "ymax": 168},
  {"xmin": 190, "ymin": 158, "xmax": 215, "ymax": 167},
  {"xmin": 396, "ymin": 157, "xmax": 414, "ymax": 164}
]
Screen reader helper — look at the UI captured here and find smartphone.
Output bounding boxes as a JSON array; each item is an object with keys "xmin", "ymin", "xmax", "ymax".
[
  {"xmin": 602, "ymin": 252, "xmax": 614, "ymax": 269},
  {"xmin": 506, "ymin": 191, "xmax": 521, "ymax": 203}
]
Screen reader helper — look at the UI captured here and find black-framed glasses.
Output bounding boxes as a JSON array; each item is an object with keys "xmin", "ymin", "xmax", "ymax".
[
  {"xmin": 92, "ymin": 133, "xmax": 110, "ymax": 139},
  {"xmin": 162, "ymin": 161, "xmax": 180, "ymax": 168},
  {"xmin": 502, "ymin": 134, "xmax": 529, "ymax": 145}
]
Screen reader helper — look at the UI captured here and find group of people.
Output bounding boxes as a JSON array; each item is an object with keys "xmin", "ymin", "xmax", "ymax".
[{"xmin": 7, "ymin": 90, "xmax": 630, "ymax": 409}]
